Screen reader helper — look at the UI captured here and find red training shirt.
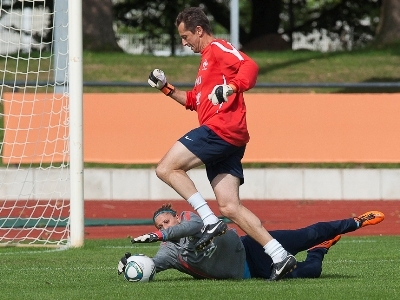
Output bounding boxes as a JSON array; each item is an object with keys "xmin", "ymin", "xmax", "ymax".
[{"xmin": 185, "ymin": 39, "xmax": 259, "ymax": 147}]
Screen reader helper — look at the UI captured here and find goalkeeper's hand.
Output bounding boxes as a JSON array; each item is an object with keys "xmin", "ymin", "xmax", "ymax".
[
  {"xmin": 208, "ymin": 84, "xmax": 234, "ymax": 105},
  {"xmin": 117, "ymin": 252, "xmax": 132, "ymax": 275},
  {"xmin": 131, "ymin": 231, "xmax": 163, "ymax": 244},
  {"xmin": 148, "ymin": 69, "xmax": 175, "ymax": 96}
]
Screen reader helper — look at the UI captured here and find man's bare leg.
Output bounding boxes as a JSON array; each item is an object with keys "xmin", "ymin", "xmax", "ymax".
[
  {"xmin": 212, "ymin": 173, "xmax": 297, "ymax": 280},
  {"xmin": 156, "ymin": 141, "xmax": 219, "ymax": 225}
]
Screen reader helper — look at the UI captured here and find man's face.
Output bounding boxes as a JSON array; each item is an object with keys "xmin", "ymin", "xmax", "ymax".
[
  {"xmin": 177, "ymin": 22, "xmax": 202, "ymax": 53},
  {"xmin": 154, "ymin": 213, "xmax": 180, "ymax": 230}
]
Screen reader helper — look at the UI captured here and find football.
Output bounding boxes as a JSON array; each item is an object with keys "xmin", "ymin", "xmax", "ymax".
[{"xmin": 124, "ymin": 254, "xmax": 156, "ymax": 282}]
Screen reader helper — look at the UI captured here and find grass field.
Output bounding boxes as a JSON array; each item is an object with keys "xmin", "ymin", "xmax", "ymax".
[
  {"xmin": 1, "ymin": 236, "xmax": 399, "ymax": 300},
  {"xmin": 81, "ymin": 43, "xmax": 400, "ymax": 94},
  {"xmin": 1, "ymin": 43, "xmax": 399, "ymax": 94}
]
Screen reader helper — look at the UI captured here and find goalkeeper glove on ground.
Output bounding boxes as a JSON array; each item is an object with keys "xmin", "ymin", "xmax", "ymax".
[
  {"xmin": 148, "ymin": 69, "xmax": 175, "ymax": 96},
  {"xmin": 131, "ymin": 231, "xmax": 164, "ymax": 244},
  {"xmin": 117, "ymin": 252, "xmax": 132, "ymax": 275},
  {"xmin": 208, "ymin": 84, "xmax": 234, "ymax": 105}
]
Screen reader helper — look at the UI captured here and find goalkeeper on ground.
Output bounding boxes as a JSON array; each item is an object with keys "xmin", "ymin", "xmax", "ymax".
[{"xmin": 118, "ymin": 204, "xmax": 384, "ymax": 280}]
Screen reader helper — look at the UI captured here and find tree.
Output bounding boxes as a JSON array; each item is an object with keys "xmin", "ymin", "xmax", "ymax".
[
  {"xmin": 82, "ymin": 0, "xmax": 122, "ymax": 51},
  {"xmin": 113, "ymin": 0, "xmax": 200, "ymax": 55},
  {"xmin": 195, "ymin": 0, "xmax": 383, "ymax": 50},
  {"xmin": 112, "ymin": 0, "xmax": 397, "ymax": 52},
  {"xmin": 284, "ymin": 0, "xmax": 382, "ymax": 49},
  {"xmin": 201, "ymin": 0, "xmax": 289, "ymax": 50},
  {"xmin": 112, "ymin": 0, "xmax": 289, "ymax": 52},
  {"xmin": 0, "ymin": 0, "xmax": 54, "ymax": 51},
  {"xmin": 0, "ymin": 0, "xmax": 122, "ymax": 52},
  {"xmin": 375, "ymin": 0, "xmax": 400, "ymax": 45}
]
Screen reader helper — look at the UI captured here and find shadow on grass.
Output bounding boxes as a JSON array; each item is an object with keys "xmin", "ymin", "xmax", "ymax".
[
  {"xmin": 254, "ymin": 46, "xmax": 392, "ymax": 76},
  {"xmin": 257, "ymin": 51, "xmax": 338, "ymax": 76},
  {"xmin": 155, "ymin": 274, "xmax": 355, "ymax": 282},
  {"xmin": 318, "ymin": 274, "xmax": 354, "ymax": 279}
]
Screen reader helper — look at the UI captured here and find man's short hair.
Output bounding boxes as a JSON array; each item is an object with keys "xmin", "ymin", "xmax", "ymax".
[{"xmin": 175, "ymin": 7, "xmax": 212, "ymax": 35}]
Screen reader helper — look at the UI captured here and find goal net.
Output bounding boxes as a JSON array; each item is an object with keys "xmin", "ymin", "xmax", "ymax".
[{"xmin": 0, "ymin": 1, "xmax": 83, "ymax": 248}]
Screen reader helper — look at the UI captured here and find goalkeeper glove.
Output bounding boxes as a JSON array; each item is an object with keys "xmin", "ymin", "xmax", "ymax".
[
  {"xmin": 117, "ymin": 252, "xmax": 132, "ymax": 275},
  {"xmin": 208, "ymin": 84, "xmax": 234, "ymax": 105},
  {"xmin": 148, "ymin": 69, "xmax": 175, "ymax": 96},
  {"xmin": 131, "ymin": 231, "xmax": 164, "ymax": 244}
]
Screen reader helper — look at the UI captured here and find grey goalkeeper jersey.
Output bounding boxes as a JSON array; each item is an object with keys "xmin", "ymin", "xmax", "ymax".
[{"xmin": 152, "ymin": 211, "xmax": 246, "ymax": 279}]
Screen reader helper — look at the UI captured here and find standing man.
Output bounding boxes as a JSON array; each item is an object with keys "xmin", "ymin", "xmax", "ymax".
[{"xmin": 147, "ymin": 7, "xmax": 296, "ymax": 280}]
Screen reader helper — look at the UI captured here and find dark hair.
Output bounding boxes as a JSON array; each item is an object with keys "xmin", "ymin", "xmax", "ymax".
[
  {"xmin": 153, "ymin": 203, "xmax": 177, "ymax": 223},
  {"xmin": 175, "ymin": 7, "xmax": 212, "ymax": 35}
]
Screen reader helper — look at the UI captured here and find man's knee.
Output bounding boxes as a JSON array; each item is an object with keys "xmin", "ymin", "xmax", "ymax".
[
  {"xmin": 218, "ymin": 203, "xmax": 239, "ymax": 219},
  {"xmin": 155, "ymin": 164, "xmax": 168, "ymax": 181}
]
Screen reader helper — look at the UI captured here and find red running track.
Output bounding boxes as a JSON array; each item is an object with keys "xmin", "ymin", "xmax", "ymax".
[{"xmin": 83, "ymin": 200, "xmax": 400, "ymax": 239}]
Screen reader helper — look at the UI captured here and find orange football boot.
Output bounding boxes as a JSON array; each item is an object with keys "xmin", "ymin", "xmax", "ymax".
[
  {"xmin": 354, "ymin": 211, "xmax": 385, "ymax": 228},
  {"xmin": 308, "ymin": 235, "xmax": 341, "ymax": 252}
]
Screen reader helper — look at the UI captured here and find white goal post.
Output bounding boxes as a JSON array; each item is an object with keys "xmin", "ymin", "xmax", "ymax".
[{"xmin": 0, "ymin": 0, "xmax": 84, "ymax": 248}]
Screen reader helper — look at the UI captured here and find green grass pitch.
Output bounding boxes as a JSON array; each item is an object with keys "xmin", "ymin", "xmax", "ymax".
[{"xmin": 1, "ymin": 236, "xmax": 399, "ymax": 300}]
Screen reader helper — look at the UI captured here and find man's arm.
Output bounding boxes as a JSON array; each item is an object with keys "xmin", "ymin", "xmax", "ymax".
[
  {"xmin": 168, "ymin": 88, "xmax": 187, "ymax": 106},
  {"xmin": 229, "ymin": 56, "xmax": 259, "ymax": 93},
  {"xmin": 147, "ymin": 69, "xmax": 187, "ymax": 106},
  {"xmin": 211, "ymin": 42, "xmax": 259, "ymax": 93}
]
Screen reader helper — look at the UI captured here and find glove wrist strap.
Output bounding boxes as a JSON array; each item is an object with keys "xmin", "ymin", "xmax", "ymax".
[
  {"xmin": 154, "ymin": 230, "xmax": 164, "ymax": 240},
  {"xmin": 161, "ymin": 83, "xmax": 175, "ymax": 96}
]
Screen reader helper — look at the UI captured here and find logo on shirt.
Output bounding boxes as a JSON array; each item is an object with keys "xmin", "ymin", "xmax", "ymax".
[
  {"xmin": 196, "ymin": 92, "xmax": 201, "ymax": 106},
  {"xmin": 195, "ymin": 76, "xmax": 202, "ymax": 86},
  {"xmin": 202, "ymin": 59, "xmax": 208, "ymax": 70}
]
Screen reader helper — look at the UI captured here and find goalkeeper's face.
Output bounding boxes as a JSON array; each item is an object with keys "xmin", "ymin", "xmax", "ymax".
[
  {"xmin": 177, "ymin": 22, "xmax": 202, "ymax": 53},
  {"xmin": 154, "ymin": 213, "xmax": 180, "ymax": 230}
]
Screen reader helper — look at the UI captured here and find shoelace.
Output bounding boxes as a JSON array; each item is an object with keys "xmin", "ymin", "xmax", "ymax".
[{"xmin": 358, "ymin": 213, "xmax": 374, "ymax": 224}]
